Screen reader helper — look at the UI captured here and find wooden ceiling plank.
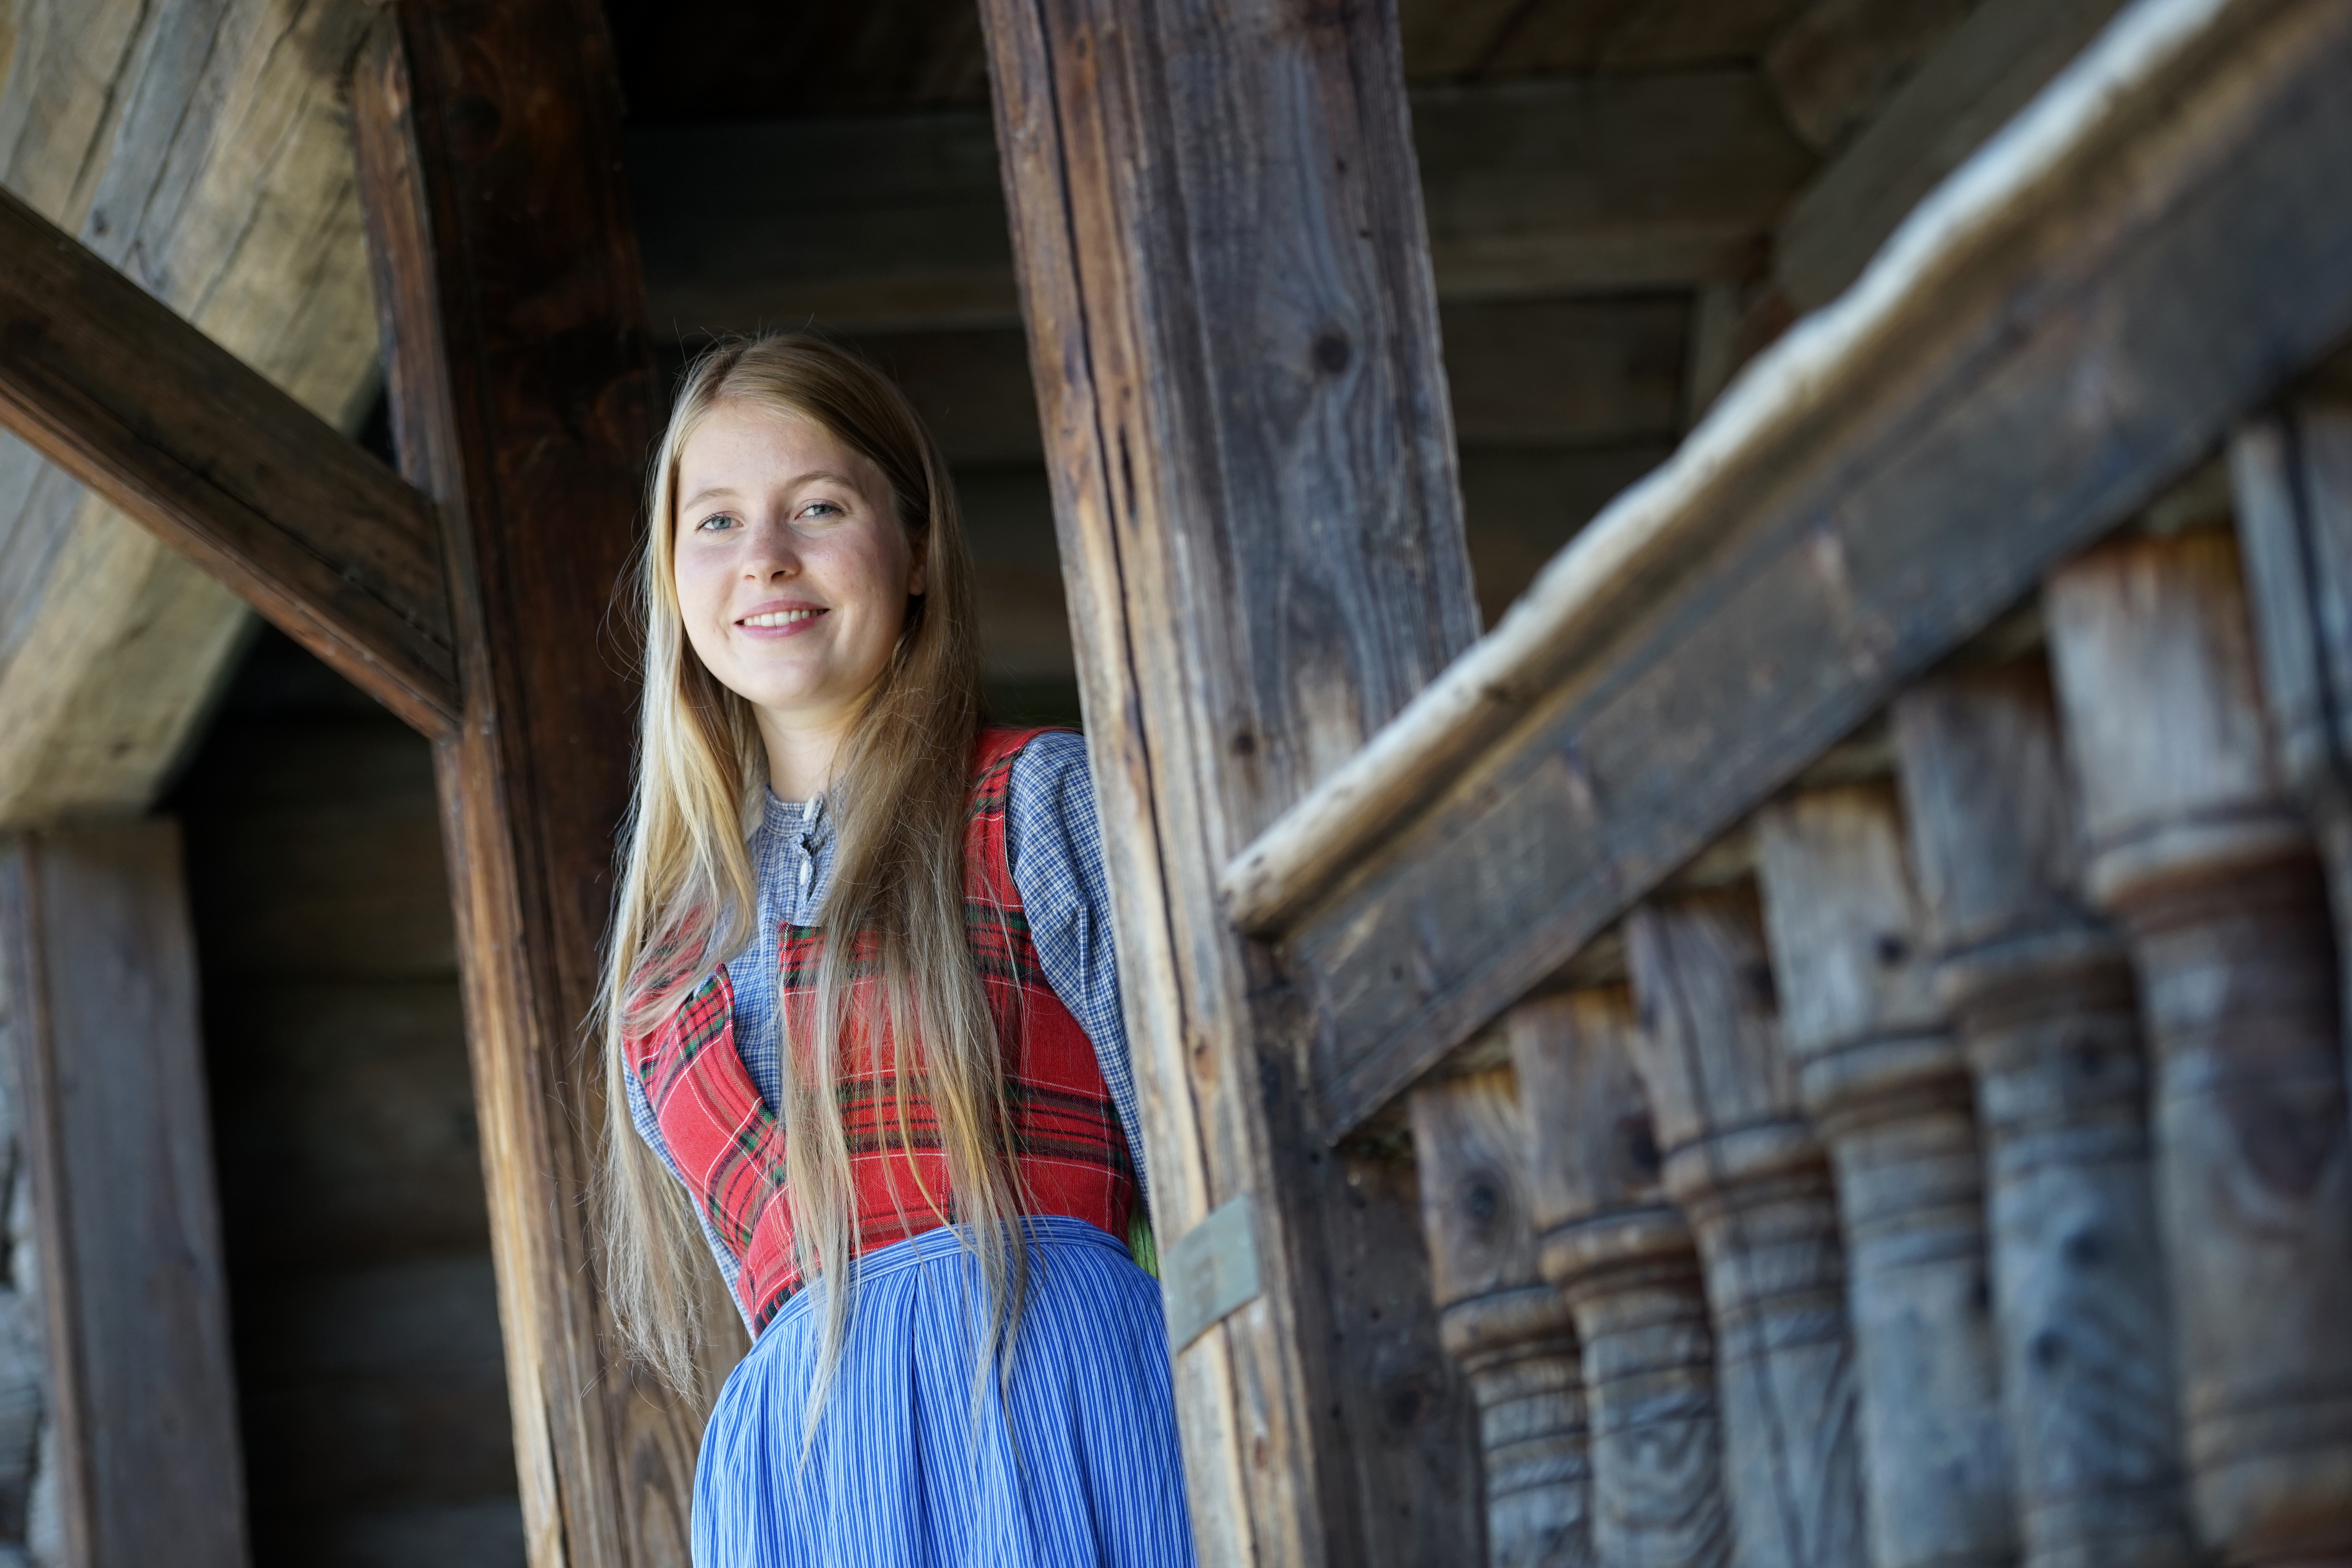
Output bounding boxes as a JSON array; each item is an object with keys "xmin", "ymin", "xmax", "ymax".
[
  {"xmin": 1763, "ymin": 0, "xmax": 1978, "ymax": 154},
  {"xmin": 0, "ymin": 185, "xmax": 457, "ymax": 734},
  {"xmin": 1397, "ymin": 0, "xmax": 1541, "ymax": 78},
  {"xmin": 1214, "ymin": 0, "xmax": 2352, "ymax": 1136},
  {"xmin": 1772, "ymin": 0, "xmax": 2132, "ymax": 311},
  {"xmin": 632, "ymin": 71, "xmax": 1817, "ymax": 338}
]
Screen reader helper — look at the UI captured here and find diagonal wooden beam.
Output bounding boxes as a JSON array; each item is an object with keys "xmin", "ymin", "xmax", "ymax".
[
  {"xmin": 0, "ymin": 185, "xmax": 458, "ymax": 735},
  {"xmin": 1222, "ymin": 0, "xmax": 2352, "ymax": 1137}
]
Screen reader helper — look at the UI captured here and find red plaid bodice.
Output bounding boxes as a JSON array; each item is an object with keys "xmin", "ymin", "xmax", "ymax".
[{"xmin": 626, "ymin": 727, "xmax": 1138, "ymax": 1333}]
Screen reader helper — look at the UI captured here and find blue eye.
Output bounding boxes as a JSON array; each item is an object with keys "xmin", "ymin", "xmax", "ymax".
[
  {"xmin": 696, "ymin": 512, "xmax": 735, "ymax": 532},
  {"xmin": 800, "ymin": 500, "xmax": 843, "ymax": 520}
]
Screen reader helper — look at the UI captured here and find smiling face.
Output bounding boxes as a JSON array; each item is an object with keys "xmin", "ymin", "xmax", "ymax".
[{"xmin": 671, "ymin": 401, "xmax": 924, "ymax": 790}]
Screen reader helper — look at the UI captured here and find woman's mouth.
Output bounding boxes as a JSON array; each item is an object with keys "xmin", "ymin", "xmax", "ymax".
[{"xmin": 737, "ymin": 607, "xmax": 826, "ymax": 638}]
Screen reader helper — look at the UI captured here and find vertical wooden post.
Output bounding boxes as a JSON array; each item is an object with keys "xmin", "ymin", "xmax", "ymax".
[
  {"xmin": 2044, "ymin": 530, "xmax": 2352, "ymax": 1568},
  {"xmin": 349, "ymin": 6, "xmax": 709, "ymax": 1566},
  {"xmin": 1621, "ymin": 886, "xmax": 1871, "ymax": 1568},
  {"xmin": 1751, "ymin": 783, "xmax": 2016, "ymax": 1568},
  {"xmin": 1411, "ymin": 1066, "xmax": 1594, "ymax": 1568},
  {"xmin": 1513, "ymin": 989, "xmax": 1733, "ymax": 1568},
  {"xmin": 976, "ymin": 0, "xmax": 1486, "ymax": 1561},
  {"xmin": 0, "ymin": 824, "xmax": 247, "ymax": 1568},
  {"xmin": 1892, "ymin": 659, "xmax": 2199, "ymax": 1568},
  {"xmin": 2231, "ymin": 393, "xmax": 2352, "ymax": 1061}
]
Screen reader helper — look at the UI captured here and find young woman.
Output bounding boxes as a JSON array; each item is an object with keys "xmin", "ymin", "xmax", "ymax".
[{"xmin": 598, "ymin": 334, "xmax": 1196, "ymax": 1566}]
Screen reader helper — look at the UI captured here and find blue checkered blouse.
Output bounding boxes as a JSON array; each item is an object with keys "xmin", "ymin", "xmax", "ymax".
[{"xmin": 624, "ymin": 730, "xmax": 1145, "ymax": 1293}]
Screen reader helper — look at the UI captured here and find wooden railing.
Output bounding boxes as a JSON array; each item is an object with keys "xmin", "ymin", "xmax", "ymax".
[{"xmin": 1225, "ymin": 0, "xmax": 2352, "ymax": 1562}]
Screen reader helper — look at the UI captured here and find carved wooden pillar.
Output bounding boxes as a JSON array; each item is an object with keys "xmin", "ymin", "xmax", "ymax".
[
  {"xmin": 1512, "ymin": 988, "xmax": 1733, "ymax": 1568},
  {"xmin": 1891, "ymin": 659, "xmax": 2199, "ymax": 1568},
  {"xmin": 2231, "ymin": 393, "xmax": 2352, "ymax": 1066},
  {"xmin": 1752, "ymin": 784, "xmax": 2016, "ymax": 1568},
  {"xmin": 1621, "ymin": 886, "xmax": 1870, "ymax": 1568},
  {"xmin": 2044, "ymin": 529, "xmax": 2352, "ymax": 1567},
  {"xmin": 1412, "ymin": 1066, "xmax": 1595, "ymax": 1568}
]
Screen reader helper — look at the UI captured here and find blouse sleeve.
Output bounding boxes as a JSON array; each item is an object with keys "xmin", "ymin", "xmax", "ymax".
[{"xmin": 1004, "ymin": 730, "xmax": 1150, "ymax": 1203}]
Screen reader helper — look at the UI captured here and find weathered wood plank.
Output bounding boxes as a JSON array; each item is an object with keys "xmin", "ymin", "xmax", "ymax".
[
  {"xmin": 975, "ymin": 0, "xmax": 1486, "ymax": 1559},
  {"xmin": 2043, "ymin": 530, "xmax": 2352, "ymax": 1567},
  {"xmin": 1408, "ymin": 71, "xmax": 1814, "ymax": 299},
  {"xmin": 1621, "ymin": 886, "xmax": 1869, "ymax": 1568},
  {"xmin": 0, "ymin": 822, "xmax": 247, "ymax": 1568},
  {"xmin": 1752, "ymin": 784, "xmax": 2014, "ymax": 1568},
  {"xmin": 1514, "ymin": 989, "xmax": 1733, "ymax": 1568},
  {"xmin": 2229, "ymin": 392, "xmax": 2352, "ymax": 1056},
  {"xmin": 0, "ymin": 0, "xmax": 396, "ymax": 822},
  {"xmin": 1224, "ymin": 0, "xmax": 2352, "ymax": 1136},
  {"xmin": 0, "ymin": 183, "xmax": 454, "ymax": 734},
  {"xmin": 1890, "ymin": 658, "xmax": 2197, "ymax": 1568},
  {"xmin": 351, "ymin": 8, "xmax": 710, "ymax": 1566},
  {"xmin": 1412, "ymin": 1068, "xmax": 1595, "ymax": 1567},
  {"xmin": 850, "ymin": 302, "xmax": 1690, "ymax": 466},
  {"xmin": 630, "ymin": 71, "xmax": 1813, "ymax": 336}
]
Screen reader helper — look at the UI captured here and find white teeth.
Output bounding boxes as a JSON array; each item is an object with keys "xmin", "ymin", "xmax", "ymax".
[{"xmin": 741, "ymin": 610, "xmax": 818, "ymax": 628}]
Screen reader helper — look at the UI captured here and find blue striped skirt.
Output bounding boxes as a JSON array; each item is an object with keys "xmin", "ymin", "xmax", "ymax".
[{"xmin": 693, "ymin": 1216, "xmax": 1199, "ymax": 1568}]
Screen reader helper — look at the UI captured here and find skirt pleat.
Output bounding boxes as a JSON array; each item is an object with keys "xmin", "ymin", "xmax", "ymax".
[{"xmin": 693, "ymin": 1216, "xmax": 1198, "ymax": 1568}]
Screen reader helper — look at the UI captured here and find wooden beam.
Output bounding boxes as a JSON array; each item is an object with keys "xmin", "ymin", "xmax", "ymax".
[
  {"xmin": 0, "ymin": 0, "xmax": 388, "ymax": 825},
  {"xmin": 1752, "ymin": 784, "xmax": 2015, "ymax": 1568},
  {"xmin": 1889, "ymin": 658, "xmax": 2199, "ymax": 1568},
  {"xmin": 2043, "ymin": 531, "xmax": 2352, "ymax": 1566},
  {"xmin": 977, "ymin": 0, "xmax": 1486, "ymax": 1561},
  {"xmin": 1773, "ymin": 0, "xmax": 2131, "ymax": 311},
  {"xmin": 0, "ymin": 822, "xmax": 247, "ymax": 1568},
  {"xmin": 1220, "ymin": 0, "xmax": 2352, "ymax": 1136},
  {"xmin": 0, "ymin": 186, "xmax": 456, "ymax": 735},
  {"xmin": 630, "ymin": 72, "xmax": 1812, "ymax": 336},
  {"xmin": 350, "ymin": 7, "xmax": 706, "ymax": 1567},
  {"xmin": 1410, "ymin": 1068, "xmax": 1593, "ymax": 1565}
]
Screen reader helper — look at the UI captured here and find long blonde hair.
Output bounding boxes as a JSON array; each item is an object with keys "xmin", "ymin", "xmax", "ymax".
[{"xmin": 597, "ymin": 334, "xmax": 1023, "ymax": 1405}]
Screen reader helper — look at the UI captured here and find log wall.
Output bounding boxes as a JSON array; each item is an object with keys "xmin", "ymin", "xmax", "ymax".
[{"xmin": 171, "ymin": 629, "xmax": 524, "ymax": 1568}]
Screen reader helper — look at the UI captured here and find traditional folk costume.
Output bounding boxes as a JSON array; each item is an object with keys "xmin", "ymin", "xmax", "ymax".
[{"xmin": 624, "ymin": 727, "xmax": 1197, "ymax": 1567}]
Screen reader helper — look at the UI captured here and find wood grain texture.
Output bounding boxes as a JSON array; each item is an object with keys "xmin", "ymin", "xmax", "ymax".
[
  {"xmin": 1513, "ymin": 990, "xmax": 1733, "ymax": 1568},
  {"xmin": 976, "ymin": 0, "xmax": 1485, "ymax": 1559},
  {"xmin": 2044, "ymin": 532, "xmax": 2352, "ymax": 1567},
  {"xmin": 0, "ymin": 0, "xmax": 397, "ymax": 821},
  {"xmin": 1412, "ymin": 1069, "xmax": 1595, "ymax": 1568},
  {"xmin": 1892, "ymin": 660, "xmax": 2198, "ymax": 1568},
  {"xmin": 351, "ymin": 9, "xmax": 720, "ymax": 1566},
  {"xmin": 0, "ymin": 823, "xmax": 247, "ymax": 1568},
  {"xmin": 1751, "ymin": 784, "xmax": 2013, "ymax": 1568},
  {"xmin": 629, "ymin": 72, "xmax": 1812, "ymax": 338},
  {"xmin": 1235, "ymin": 0, "xmax": 2352, "ymax": 1136},
  {"xmin": 2230, "ymin": 396, "xmax": 2352, "ymax": 1066},
  {"xmin": 1621, "ymin": 887, "xmax": 1869, "ymax": 1568}
]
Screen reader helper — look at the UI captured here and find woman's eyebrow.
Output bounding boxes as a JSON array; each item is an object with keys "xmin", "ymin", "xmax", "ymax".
[{"xmin": 677, "ymin": 483, "xmax": 738, "ymax": 513}]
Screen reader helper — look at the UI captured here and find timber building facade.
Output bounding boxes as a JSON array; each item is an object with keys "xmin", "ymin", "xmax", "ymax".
[{"xmin": 0, "ymin": 0, "xmax": 2345, "ymax": 1565}]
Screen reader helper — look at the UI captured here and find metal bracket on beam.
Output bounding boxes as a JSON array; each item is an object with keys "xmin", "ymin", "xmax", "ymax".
[{"xmin": 1162, "ymin": 1193, "xmax": 1263, "ymax": 1348}]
